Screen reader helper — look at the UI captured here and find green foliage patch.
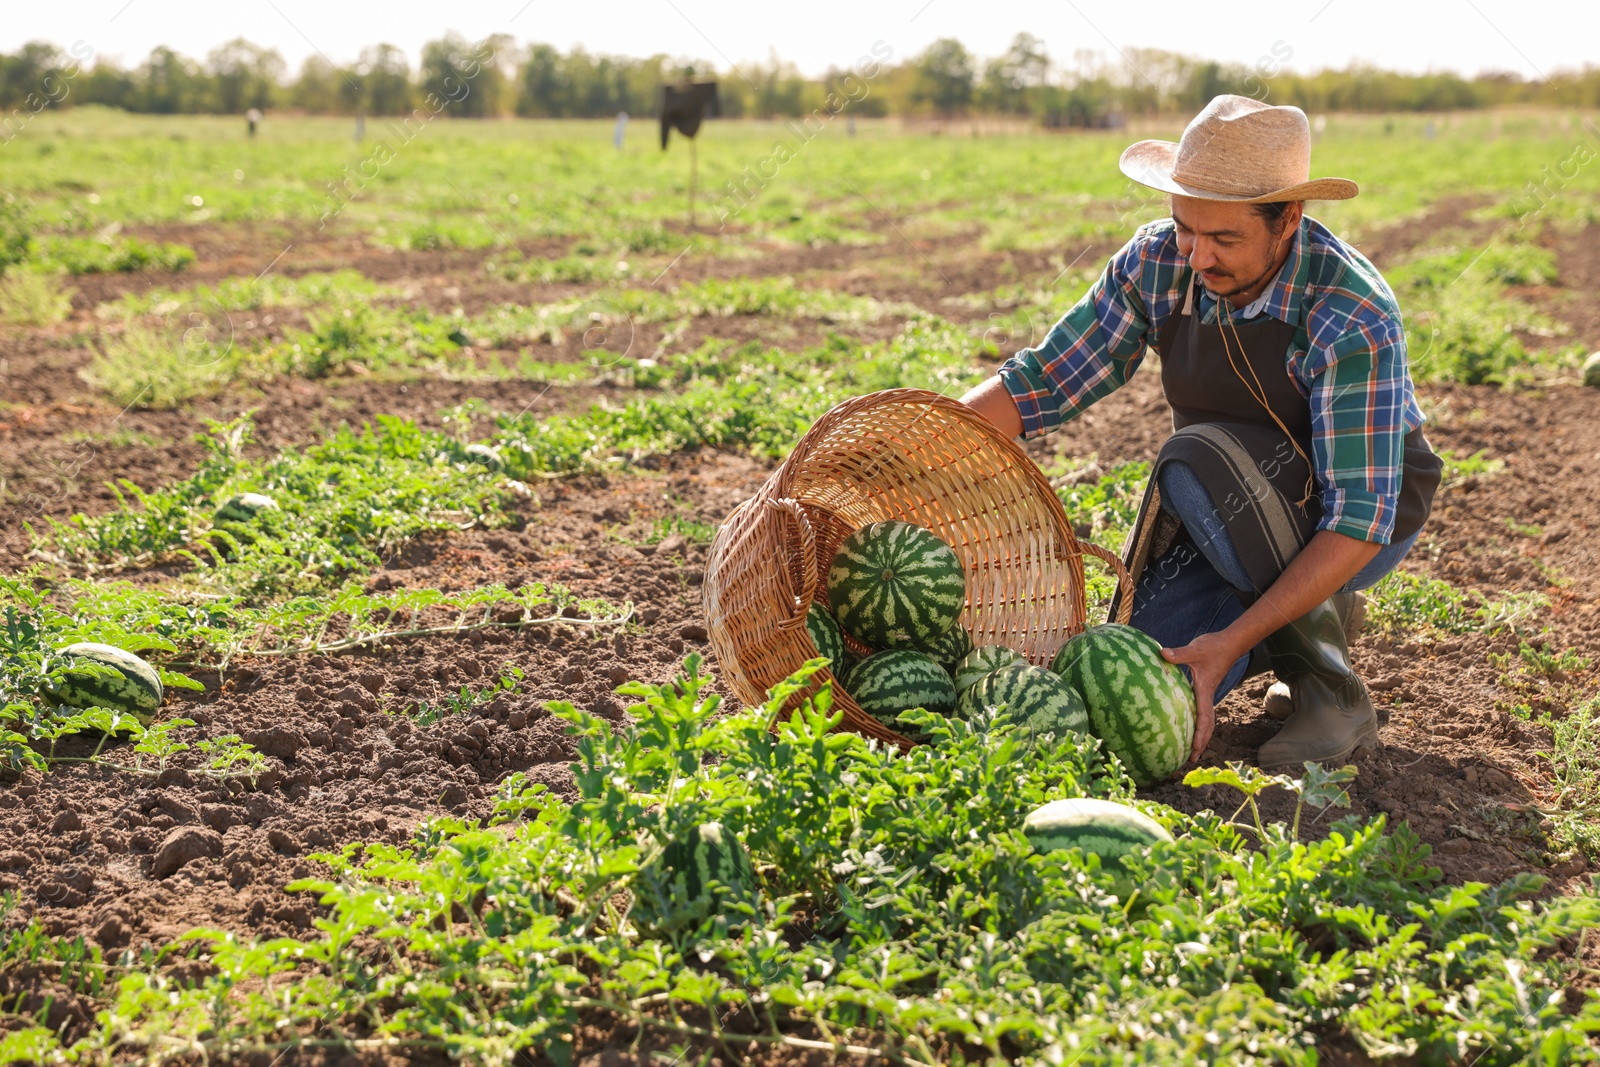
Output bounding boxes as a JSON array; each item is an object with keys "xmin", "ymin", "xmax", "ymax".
[
  {"xmin": 1364, "ymin": 571, "xmax": 1548, "ymax": 640},
  {"xmin": 0, "ymin": 268, "xmax": 75, "ymax": 325},
  {"xmin": 1394, "ymin": 239, "xmax": 1584, "ymax": 386},
  {"xmin": 8, "ymin": 657, "xmax": 1595, "ymax": 1064}
]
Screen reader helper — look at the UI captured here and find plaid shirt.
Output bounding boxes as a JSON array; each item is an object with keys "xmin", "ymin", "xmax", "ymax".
[{"xmin": 998, "ymin": 215, "xmax": 1424, "ymax": 544}]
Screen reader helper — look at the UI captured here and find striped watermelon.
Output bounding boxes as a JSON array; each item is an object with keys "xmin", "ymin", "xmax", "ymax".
[
  {"xmin": 656, "ymin": 821, "xmax": 755, "ymax": 907},
  {"xmin": 827, "ymin": 522, "xmax": 965, "ymax": 650},
  {"xmin": 915, "ymin": 622, "xmax": 972, "ymax": 669},
  {"xmin": 957, "ymin": 663, "xmax": 1089, "ymax": 742},
  {"xmin": 44, "ymin": 643, "xmax": 164, "ymax": 723},
  {"xmin": 1023, "ymin": 797, "xmax": 1174, "ymax": 872},
  {"xmin": 953, "ymin": 645, "xmax": 1025, "ymax": 695},
  {"xmin": 214, "ymin": 492, "xmax": 279, "ymax": 524},
  {"xmin": 805, "ymin": 603, "xmax": 845, "ymax": 672},
  {"xmin": 845, "ymin": 649, "xmax": 955, "ymax": 739},
  {"xmin": 1051, "ymin": 624, "xmax": 1196, "ymax": 786}
]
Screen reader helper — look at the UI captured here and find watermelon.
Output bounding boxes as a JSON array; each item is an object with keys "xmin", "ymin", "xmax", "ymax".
[
  {"xmin": 44, "ymin": 642, "xmax": 164, "ymax": 723},
  {"xmin": 957, "ymin": 662, "xmax": 1089, "ymax": 742},
  {"xmin": 1051, "ymin": 624, "xmax": 1196, "ymax": 786},
  {"xmin": 1583, "ymin": 351, "xmax": 1600, "ymax": 388},
  {"xmin": 828, "ymin": 521, "xmax": 965, "ymax": 650},
  {"xmin": 655, "ymin": 821, "xmax": 755, "ymax": 906},
  {"xmin": 805, "ymin": 602, "xmax": 845, "ymax": 672},
  {"xmin": 953, "ymin": 645, "xmax": 1026, "ymax": 695},
  {"xmin": 915, "ymin": 621, "xmax": 972, "ymax": 668},
  {"xmin": 214, "ymin": 492, "xmax": 279, "ymax": 524},
  {"xmin": 845, "ymin": 649, "xmax": 955, "ymax": 739},
  {"xmin": 1023, "ymin": 797, "xmax": 1174, "ymax": 873}
]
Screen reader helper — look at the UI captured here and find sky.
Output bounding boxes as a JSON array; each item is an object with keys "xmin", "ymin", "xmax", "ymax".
[{"xmin": 7, "ymin": 0, "xmax": 1595, "ymax": 81}]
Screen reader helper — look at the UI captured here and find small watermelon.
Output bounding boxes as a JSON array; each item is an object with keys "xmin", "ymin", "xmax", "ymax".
[
  {"xmin": 828, "ymin": 521, "xmax": 965, "ymax": 650},
  {"xmin": 846, "ymin": 649, "xmax": 955, "ymax": 740},
  {"xmin": 915, "ymin": 622, "xmax": 973, "ymax": 669},
  {"xmin": 214, "ymin": 492, "xmax": 279, "ymax": 524},
  {"xmin": 953, "ymin": 645, "xmax": 1026, "ymax": 695},
  {"xmin": 654, "ymin": 821, "xmax": 755, "ymax": 907},
  {"xmin": 1583, "ymin": 351, "xmax": 1600, "ymax": 388},
  {"xmin": 464, "ymin": 443, "xmax": 504, "ymax": 470},
  {"xmin": 43, "ymin": 643, "xmax": 164, "ymax": 723},
  {"xmin": 1023, "ymin": 797, "xmax": 1174, "ymax": 874},
  {"xmin": 957, "ymin": 662, "xmax": 1089, "ymax": 742},
  {"xmin": 805, "ymin": 602, "xmax": 845, "ymax": 673},
  {"xmin": 1051, "ymin": 624, "xmax": 1196, "ymax": 786}
]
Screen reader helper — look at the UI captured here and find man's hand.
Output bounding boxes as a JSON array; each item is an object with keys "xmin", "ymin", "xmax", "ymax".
[
  {"xmin": 1161, "ymin": 631, "xmax": 1251, "ymax": 761},
  {"xmin": 1159, "ymin": 530, "xmax": 1382, "ymax": 766}
]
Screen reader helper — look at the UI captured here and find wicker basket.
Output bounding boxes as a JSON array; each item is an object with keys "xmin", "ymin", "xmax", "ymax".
[{"xmin": 702, "ymin": 388, "xmax": 1133, "ymax": 747}]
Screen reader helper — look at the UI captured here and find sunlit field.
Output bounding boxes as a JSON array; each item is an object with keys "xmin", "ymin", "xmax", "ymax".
[{"xmin": 0, "ymin": 106, "xmax": 1597, "ymax": 1064}]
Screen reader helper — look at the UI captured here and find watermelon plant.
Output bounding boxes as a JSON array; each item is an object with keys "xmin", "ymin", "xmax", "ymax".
[
  {"xmin": 1053, "ymin": 623, "xmax": 1198, "ymax": 786},
  {"xmin": 15, "ymin": 656, "xmax": 1596, "ymax": 1065}
]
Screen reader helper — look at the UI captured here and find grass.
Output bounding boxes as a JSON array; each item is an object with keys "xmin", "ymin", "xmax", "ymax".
[
  {"xmin": 81, "ymin": 321, "xmax": 245, "ymax": 408},
  {"xmin": 98, "ymin": 268, "xmax": 390, "ymax": 319},
  {"xmin": 1437, "ymin": 447, "xmax": 1506, "ymax": 488},
  {"xmin": 1487, "ymin": 643, "xmax": 1599, "ymax": 862},
  {"xmin": 1363, "ymin": 570, "xmax": 1549, "ymax": 639},
  {"xmin": 1393, "ymin": 239, "xmax": 1585, "ymax": 386},
  {"xmin": 0, "ymin": 268, "xmax": 74, "ymax": 325},
  {"xmin": 1540, "ymin": 696, "xmax": 1600, "ymax": 862},
  {"xmin": 1, "ymin": 109, "xmax": 1588, "ymax": 264},
  {"xmin": 6, "ymin": 657, "xmax": 1597, "ymax": 1064},
  {"xmin": 78, "ymin": 275, "xmax": 919, "ymax": 410}
]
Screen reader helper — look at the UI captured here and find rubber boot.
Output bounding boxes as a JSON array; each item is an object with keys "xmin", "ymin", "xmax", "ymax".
[
  {"xmin": 1257, "ymin": 595, "xmax": 1378, "ymax": 772},
  {"xmin": 1262, "ymin": 591, "xmax": 1367, "ymax": 721}
]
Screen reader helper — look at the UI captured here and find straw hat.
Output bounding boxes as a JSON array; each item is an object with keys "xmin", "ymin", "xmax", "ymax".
[{"xmin": 1120, "ymin": 94, "xmax": 1357, "ymax": 202}]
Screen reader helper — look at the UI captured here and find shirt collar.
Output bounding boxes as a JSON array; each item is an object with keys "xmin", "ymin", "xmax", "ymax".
[{"xmin": 1200, "ymin": 217, "xmax": 1308, "ymax": 326}]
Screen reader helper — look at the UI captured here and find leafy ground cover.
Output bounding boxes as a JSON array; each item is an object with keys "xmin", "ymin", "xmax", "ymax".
[{"xmin": 5, "ymin": 659, "xmax": 1599, "ymax": 1065}]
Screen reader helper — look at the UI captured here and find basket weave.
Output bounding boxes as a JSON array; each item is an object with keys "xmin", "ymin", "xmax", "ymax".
[{"xmin": 702, "ymin": 388, "xmax": 1133, "ymax": 747}]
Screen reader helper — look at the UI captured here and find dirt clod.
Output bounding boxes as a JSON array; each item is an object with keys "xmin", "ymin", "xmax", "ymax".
[{"xmin": 151, "ymin": 826, "xmax": 224, "ymax": 878}]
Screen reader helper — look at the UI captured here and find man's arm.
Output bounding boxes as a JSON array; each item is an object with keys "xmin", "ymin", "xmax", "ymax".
[
  {"xmin": 1161, "ymin": 529, "xmax": 1380, "ymax": 760},
  {"xmin": 957, "ymin": 376, "xmax": 1023, "ymax": 439},
  {"xmin": 959, "ymin": 224, "xmax": 1177, "ymax": 439}
]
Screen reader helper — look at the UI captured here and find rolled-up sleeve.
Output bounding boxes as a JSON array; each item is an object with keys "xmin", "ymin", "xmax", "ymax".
[
  {"xmin": 1303, "ymin": 305, "xmax": 1409, "ymax": 544},
  {"xmin": 996, "ymin": 233, "xmax": 1157, "ymax": 439}
]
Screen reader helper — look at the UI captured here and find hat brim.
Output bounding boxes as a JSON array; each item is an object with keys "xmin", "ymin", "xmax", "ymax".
[{"xmin": 1119, "ymin": 140, "xmax": 1359, "ymax": 202}]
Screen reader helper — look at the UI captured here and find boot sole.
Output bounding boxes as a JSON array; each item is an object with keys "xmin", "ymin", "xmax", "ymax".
[{"xmin": 1258, "ymin": 719, "xmax": 1380, "ymax": 774}]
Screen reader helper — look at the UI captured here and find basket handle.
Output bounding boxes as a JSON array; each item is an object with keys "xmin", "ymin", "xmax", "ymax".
[
  {"xmin": 1080, "ymin": 540, "xmax": 1135, "ymax": 625},
  {"xmin": 765, "ymin": 497, "xmax": 816, "ymax": 630}
]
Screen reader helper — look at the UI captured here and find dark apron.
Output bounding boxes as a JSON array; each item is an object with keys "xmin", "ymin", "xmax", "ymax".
[{"xmin": 1107, "ymin": 274, "xmax": 1441, "ymax": 619}]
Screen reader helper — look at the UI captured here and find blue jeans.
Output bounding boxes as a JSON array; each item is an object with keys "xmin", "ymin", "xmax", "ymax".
[{"xmin": 1128, "ymin": 461, "xmax": 1419, "ymax": 707}]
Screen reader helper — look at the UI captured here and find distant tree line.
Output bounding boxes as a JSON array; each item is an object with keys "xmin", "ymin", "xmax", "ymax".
[{"xmin": 1, "ymin": 33, "xmax": 1597, "ymax": 128}]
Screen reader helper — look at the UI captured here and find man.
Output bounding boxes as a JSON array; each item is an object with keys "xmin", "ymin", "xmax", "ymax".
[{"xmin": 960, "ymin": 95, "xmax": 1440, "ymax": 772}]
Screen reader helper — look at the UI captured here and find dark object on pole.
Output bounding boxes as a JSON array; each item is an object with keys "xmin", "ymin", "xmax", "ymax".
[
  {"xmin": 660, "ymin": 81, "xmax": 719, "ymax": 149},
  {"xmin": 660, "ymin": 80, "xmax": 719, "ymax": 228}
]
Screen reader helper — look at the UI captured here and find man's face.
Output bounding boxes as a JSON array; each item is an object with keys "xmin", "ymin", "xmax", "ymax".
[{"xmin": 1170, "ymin": 195, "xmax": 1297, "ymax": 304}]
